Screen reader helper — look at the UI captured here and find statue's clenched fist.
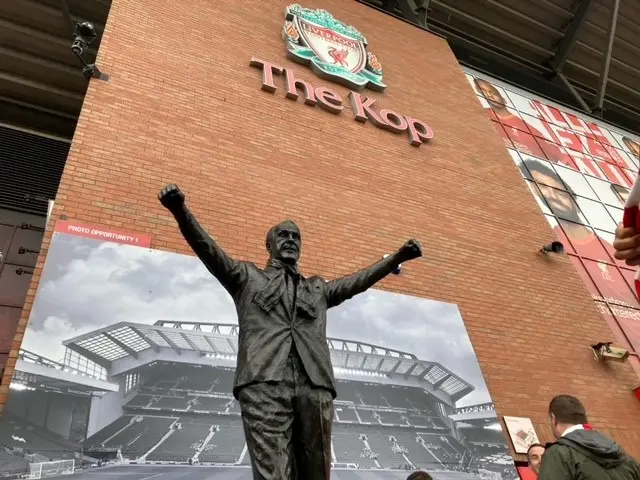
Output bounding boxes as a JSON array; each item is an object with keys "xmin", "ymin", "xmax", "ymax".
[
  {"xmin": 158, "ymin": 184, "xmax": 185, "ymax": 213},
  {"xmin": 398, "ymin": 239, "xmax": 423, "ymax": 262}
]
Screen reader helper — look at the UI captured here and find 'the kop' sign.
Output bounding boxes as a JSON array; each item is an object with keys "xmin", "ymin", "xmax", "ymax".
[{"xmin": 250, "ymin": 58, "xmax": 434, "ymax": 147}]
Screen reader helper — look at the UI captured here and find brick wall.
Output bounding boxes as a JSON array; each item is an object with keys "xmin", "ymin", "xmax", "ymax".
[{"xmin": 2, "ymin": 0, "xmax": 639, "ymax": 459}]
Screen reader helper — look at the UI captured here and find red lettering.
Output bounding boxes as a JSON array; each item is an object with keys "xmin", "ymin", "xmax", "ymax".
[
  {"xmin": 348, "ymin": 92, "xmax": 387, "ymax": 127},
  {"xmin": 284, "ymin": 69, "xmax": 317, "ymax": 105},
  {"xmin": 250, "ymin": 58, "xmax": 283, "ymax": 93},
  {"xmin": 379, "ymin": 109, "xmax": 408, "ymax": 133},
  {"xmin": 406, "ymin": 117, "xmax": 434, "ymax": 147},
  {"xmin": 315, "ymin": 87, "xmax": 343, "ymax": 114}
]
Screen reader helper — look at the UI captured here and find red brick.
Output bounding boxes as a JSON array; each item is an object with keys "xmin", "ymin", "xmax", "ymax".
[{"xmin": 3, "ymin": 0, "xmax": 640, "ymax": 458}]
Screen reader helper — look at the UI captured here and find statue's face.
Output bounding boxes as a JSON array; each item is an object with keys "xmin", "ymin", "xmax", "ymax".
[{"xmin": 268, "ymin": 222, "xmax": 301, "ymax": 264}]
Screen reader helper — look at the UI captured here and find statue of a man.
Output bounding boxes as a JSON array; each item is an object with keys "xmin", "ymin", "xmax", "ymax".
[{"xmin": 159, "ymin": 184, "xmax": 423, "ymax": 480}]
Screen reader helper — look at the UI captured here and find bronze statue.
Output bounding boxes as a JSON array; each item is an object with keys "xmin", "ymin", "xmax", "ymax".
[{"xmin": 159, "ymin": 184, "xmax": 423, "ymax": 480}]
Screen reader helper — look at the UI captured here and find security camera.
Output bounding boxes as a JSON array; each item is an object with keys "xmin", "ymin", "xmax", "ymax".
[
  {"xmin": 539, "ymin": 241, "xmax": 564, "ymax": 255},
  {"xmin": 591, "ymin": 342, "xmax": 629, "ymax": 362},
  {"xmin": 71, "ymin": 22, "xmax": 97, "ymax": 56}
]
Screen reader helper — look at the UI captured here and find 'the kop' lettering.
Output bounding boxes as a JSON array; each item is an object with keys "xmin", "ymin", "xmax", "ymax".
[{"xmin": 250, "ymin": 57, "xmax": 434, "ymax": 147}]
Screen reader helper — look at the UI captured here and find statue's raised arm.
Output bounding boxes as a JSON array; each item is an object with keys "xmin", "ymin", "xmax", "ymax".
[
  {"xmin": 325, "ymin": 239, "xmax": 423, "ymax": 308},
  {"xmin": 158, "ymin": 184, "xmax": 244, "ymax": 294}
]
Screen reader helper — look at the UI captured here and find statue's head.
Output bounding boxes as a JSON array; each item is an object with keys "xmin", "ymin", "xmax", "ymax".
[{"xmin": 266, "ymin": 220, "xmax": 301, "ymax": 265}]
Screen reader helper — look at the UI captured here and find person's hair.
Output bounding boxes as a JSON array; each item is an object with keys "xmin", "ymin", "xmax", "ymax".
[
  {"xmin": 407, "ymin": 472, "xmax": 433, "ymax": 480},
  {"xmin": 527, "ymin": 443, "xmax": 544, "ymax": 458},
  {"xmin": 520, "ymin": 158, "xmax": 570, "ymax": 190},
  {"xmin": 473, "ymin": 78, "xmax": 504, "ymax": 102},
  {"xmin": 622, "ymin": 136, "xmax": 639, "ymax": 157},
  {"xmin": 549, "ymin": 395, "xmax": 588, "ymax": 425},
  {"xmin": 265, "ymin": 220, "xmax": 299, "ymax": 251}
]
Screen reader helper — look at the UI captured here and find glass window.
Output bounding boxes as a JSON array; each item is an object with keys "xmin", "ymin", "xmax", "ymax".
[
  {"xmin": 581, "ymin": 259, "xmax": 640, "ymax": 309},
  {"xmin": 608, "ymin": 304, "xmax": 640, "ymax": 355},
  {"xmin": 473, "ymin": 79, "xmax": 514, "ymax": 108},
  {"xmin": 535, "ymin": 136, "xmax": 576, "ymax": 168},
  {"xmin": 524, "ymin": 180, "xmax": 552, "ymax": 215},
  {"xmin": 495, "ymin": 107, "xmax": 531, "ymax": 133},
  {"xmin": 573, "ymin": 196, "xmax": 617, "ymax": 232},
  {"xmin": 596, "ymin": 229, "xmax": 628, "ymax": 268},
  {"xmin": 491, "ymin": 121, "xmax": 513, "ymax": 150},
  {"xmin": 544, "ymin": 215, "xmax": 575, "ymax": 254},
  {"xmin": 567, "ymin": 255, "xmax": 601, "ymax": 301},
  {"xmin": 584, "ymin": 175, "xmax": 626, "ymax": 206},
  {"xmin": 619, "ymin": 268, "xmax": 638, "ymax": 295},
  {"xmin": 508, "ymin": 149, "xmax": 529, "ymax": 179},
  {"xmin": 560, "ymin": 221, "xmax": 612, "ymax": 263},
  {"xmin": 536, "ymin": 183, "xmax": 584, "ymax": 223},
  {"xmin": 609, "ymin": 183, "xmax": 630, "ymax": 206},
  {"xmin": 505, "ymin": 89, "xmax": 539, "ymax": 116},
  {"xmin": 507, "ymin": 128, "xmax": 547, "ymax": 159},
  {"xmin": 604, "ymin": 204, "xmax": 623, "ymax": 225},
  {"xmin": 521, "ymin": 155, "xmax": 566, "ymax": 189},
  {"xmin": 608, "ymin": 129, "xmax": 640, "ymax": 158},
  {"xmin": 562, "ymin": 111, "xmax": 592, "ymax": 136},
  {"xmin": 604, "ymin": 143, "xmax": 637, "ymax": 170},
  {"xmin": 553, "ymin": 164, "xmax": 597, "ymax": 199},
  {"xmin": 568, "ymin": 153, "xmax": 606, "ymax": 181},
  {"xmin": 531, "ymin": 100, "xmax": 566, "ymax": 127}
]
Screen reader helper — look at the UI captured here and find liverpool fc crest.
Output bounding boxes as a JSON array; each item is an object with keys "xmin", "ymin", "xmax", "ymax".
[{"xmin": 282, "ymin": 4, "xmax": 386, "ymax": 92}]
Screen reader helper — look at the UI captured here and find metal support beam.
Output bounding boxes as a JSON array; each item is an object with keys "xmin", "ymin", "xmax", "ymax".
[
  {"xmin": 593, "ymin": 0, "xmax": 620, "ymax": 116},
  {"xmin": 556, "ymin": 71, "xmax": 592, "ymax": 113},
  {"xmin": 395, "ymin": 0, "xmax": 422, "ymax": 25},
  {"xmin": 180, "ymin": 332, "xmax": 203, "ymax": 356},
  {"xmin": 382, "ymin": 0, "xmax": 396, "ymax": 11},
  {"xmin": 432, "ymin": 374, "xmax": 450, "ymax": 390},
  {"xmin": 58, "ymin": 0, "xmax": 75, "ymax": 36},
  {"xmin": 129, "ymin": 326, "xmax": 160, "ymax": 353},
  {"xmin": 549, "ymin": 0, "xmax": 594, "ymax": 72},
  {"xmin": 156, "ymin": 331, "xmax": 182, "ymax": 355},
  {"xmin": 103, "ymin": 332, "xmax": 138, "ymax": 359},
  {"xmin": 203, "ymin": 335, "xmax": 217, "ymax": 353},
  {"xmin": 417, "ymin": 0, "xmax": 430, "ymax": 28},
  {"xmin": 67, "ymin": 344, "xmax": 110, "ymax": 369},
  {"xmin": 388, "ymin": 359, "xmax": 403, "ymax": 376}
]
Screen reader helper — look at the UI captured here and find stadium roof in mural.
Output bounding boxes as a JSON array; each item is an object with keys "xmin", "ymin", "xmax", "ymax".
[
  {"xmin": 61, "ymin": 321, "xmax": 474, "ymax": 401},
  {"xmin": 11, "ymin": 350, "xmax": 118, "ymax": 394}
]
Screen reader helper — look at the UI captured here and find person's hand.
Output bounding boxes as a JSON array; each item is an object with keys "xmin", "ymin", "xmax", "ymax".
[
  {"xmin": 613, "ymin": 223, "xmax": 640, "ymax": 266},
  {"xmin": 158, "ymin": 184, "xmax": 186, "ymax": 213},
  {"xmin": 398, "ymin": 239, "xmax": 423, "ymax": 262}
]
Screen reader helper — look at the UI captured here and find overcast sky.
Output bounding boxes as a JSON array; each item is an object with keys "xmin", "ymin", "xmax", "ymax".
[{"xmin": 22, "ymin": 232, "xmax": 490, "ymax": 407}]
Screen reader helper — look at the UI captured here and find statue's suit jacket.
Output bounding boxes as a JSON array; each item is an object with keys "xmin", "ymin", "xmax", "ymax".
[{"xmin": 176, "ymin": 210, "xmax": 401, "ymax": 399}]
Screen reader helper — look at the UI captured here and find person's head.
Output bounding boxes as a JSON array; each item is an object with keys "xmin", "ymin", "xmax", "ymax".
[
  {"xmin": 474, "ymin": 78, "xmax": 506, "ymax": 110},
  {"xmin": 527, "ymin": 443, "xmax": 545, "ymax": 474},
  {"xmin": 265, "ymin": 220, "xmax": 301, "ymax": 264},
  {"xmin": 407, "ymin": 472, "xmax": 433, "ymax": 480},
  {"xmin": 520, "ymin": 160, "xmax": 581, "ymax": 223},
  {"xmin": 610, "ymin": 183, "xmax": 630, "ymax": 205},
  {"xmin": 622, "ymin": 136, "xmax": 640, "ymax": 158},
  {"xmin": 548, "ymin": 395, "xmax": 588, "ymax": 439}
]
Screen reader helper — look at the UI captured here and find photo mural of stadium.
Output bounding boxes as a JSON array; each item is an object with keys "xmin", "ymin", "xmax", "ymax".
[{"xmin": 0, "ymin": 222, "xmax": 517, "ymax": 480}]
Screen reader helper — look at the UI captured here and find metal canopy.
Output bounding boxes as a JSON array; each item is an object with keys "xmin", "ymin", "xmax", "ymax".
[
  {"xmin": 362, "ymin": 0, "xmax": 640, "ymax": 134},
  {"xmin": 1, "ymin": 0, "xmax": 638, "ymax": 141},
  {"xmin": 61, "ymin": 321, "xmax": 474, "ymax": 401},
  {"xmin": 0, "ymin": 0, "xmax": 109, "ymax": 139}
]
